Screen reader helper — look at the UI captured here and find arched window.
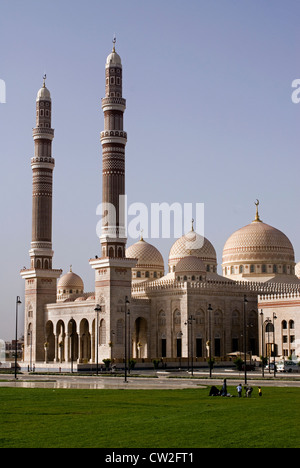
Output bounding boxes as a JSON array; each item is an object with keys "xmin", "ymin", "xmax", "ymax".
[
  {"xmin": 273, "ymin": 265, "xmax": 277, "ymax": 274},
  {"xmin": 174, "ymin": 310, "xmax": 181, "ymax": 326},
  {"xmin": 239, "ymin": 265, "xmax": 243, "ymax": 274},
  {"xmin": 282, "ymin": 320, "xmax": 287, "ymax": 330},
  {"xmin": 289, "ymin": 320, "xmax": 295, "ymax": 330},
  {"xmin": 137, "ymin": 271, "xmax": 141, "ymax": 278},
  {"xmin": 158, "ymin": 311, "xmax": 166, "ymax": 327}
]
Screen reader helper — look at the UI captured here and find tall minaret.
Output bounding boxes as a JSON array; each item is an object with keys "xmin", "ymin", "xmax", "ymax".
[
  {"xmin": 90, "ymin": 42, "xmax": 136, "ymax": 362},
  {"xmin": 100, "ymin": 38, "xmax": 127, "ymax": 258},
  {"xmin": 21, "ymin": 77, "xmax": 61, "ymax": 363},
  {"xmin": 30, "ymin": 75, "xmax": 55, "ymax": 269}
]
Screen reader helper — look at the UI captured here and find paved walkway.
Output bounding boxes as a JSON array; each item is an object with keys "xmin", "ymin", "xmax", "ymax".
[{"xmin": 1, "ymin": 371, "xmax": 300, "ymax": 390}]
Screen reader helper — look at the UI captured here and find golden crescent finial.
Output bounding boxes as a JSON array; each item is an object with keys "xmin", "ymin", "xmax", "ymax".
[{"xmin": 254, "ymin": 199, "xmax": 262, "ymax": 222}]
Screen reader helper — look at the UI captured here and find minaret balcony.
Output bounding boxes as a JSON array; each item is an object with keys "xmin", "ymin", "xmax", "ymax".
[
  {"xmin": 32, "ymin": 127, "xmax": 54, "ymax": 141},
  {"xmin": 102, "ymin": 97, "xmax": 126, "ymax": 112},
  {"xmin": 100, "ymin": 130, "xmax": 127, "ymax": 144}
]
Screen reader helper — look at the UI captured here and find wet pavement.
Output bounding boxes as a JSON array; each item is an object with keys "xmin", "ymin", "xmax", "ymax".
[{"xmin": 1, "ymin": 370, "xmax": 300, "ymax": 390}]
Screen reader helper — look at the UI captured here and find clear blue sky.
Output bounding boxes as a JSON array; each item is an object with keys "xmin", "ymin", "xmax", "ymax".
[{"xmin": 0, "ymin": 0, "xmax": 299, "ymax": 340}]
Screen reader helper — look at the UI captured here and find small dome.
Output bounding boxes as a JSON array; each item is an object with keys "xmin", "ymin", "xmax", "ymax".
[
  {"xmin": 175, "ymin": 256, "xmax": 206, "ymax": 274},
  {"xmin": 36, "ymin": 85, "xmax": 51, "ymax": 102},
  {"xmin": 169, "ymin": 228, "xmax": 217, "ymax": 270},
  {"xmin": 57, "ymin": 268, "xmax": 84, "ymax": 290},
  {"xmin": 126, "ymin": 239, "xmax": 164, "ymax": 269}
]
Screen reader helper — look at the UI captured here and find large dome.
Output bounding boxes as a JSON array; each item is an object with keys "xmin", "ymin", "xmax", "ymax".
[
  {"xmin": 169, "ymin": 228, "xmax": 217, "ymax": 273},
  {"xmin": 222, "ymin": 204, "xmax": 295, "ymax": 281}
]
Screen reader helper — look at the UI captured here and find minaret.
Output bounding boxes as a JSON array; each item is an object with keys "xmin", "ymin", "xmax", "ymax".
[
  {"xmin": 90, "ymin": 42, "xmax": 136, "ymax": 362},
  {"xmin": 100, "ymin": 38, "xmax": 127, "ymax": 258},
  {"xmin": 30, "ymin": 75, "xmax": 55, "ymax": 268},
  {"xmin": 21, "ymin": 77, "xmax": 61, "ymax": 363}
]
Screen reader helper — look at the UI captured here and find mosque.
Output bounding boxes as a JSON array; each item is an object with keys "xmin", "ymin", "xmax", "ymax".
[{"xmin": 20, "ymin": 43, "xmax": 300, "ymax": 370}]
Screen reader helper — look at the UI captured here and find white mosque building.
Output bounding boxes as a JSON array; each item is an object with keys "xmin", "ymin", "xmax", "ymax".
[{"xmin": 20, "ymin": 44, "xmax": 300, "ymax": 370}]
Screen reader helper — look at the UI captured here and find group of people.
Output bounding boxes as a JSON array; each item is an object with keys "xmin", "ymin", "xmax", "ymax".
[{"xmin": 209, "ymin": 379, "xmax": 263, "ymax": 398}]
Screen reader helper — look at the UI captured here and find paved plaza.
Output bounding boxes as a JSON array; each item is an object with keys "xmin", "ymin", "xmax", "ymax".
[{"xmin": 1, "ymin": 370, "xmax": 300, "ymax": 390}]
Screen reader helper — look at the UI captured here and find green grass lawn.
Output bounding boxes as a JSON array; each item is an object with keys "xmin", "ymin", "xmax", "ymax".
[{"xmin": 0, "ymin": 386, "xmax": 299, "ymax": 448}]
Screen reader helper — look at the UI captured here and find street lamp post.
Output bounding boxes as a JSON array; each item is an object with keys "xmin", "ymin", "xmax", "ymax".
[
  {"xmin": 94, "ymin": 305, "xmax": 102, "ymax": 375},
  {"xmin": 260, "ymin": 310, "xmax": 265, "ymax": 378},
  {"xmin": 127, "ymin": 309, "xmax": 131, "ymax": 374},
  {"xmin": 185, "ymin": 316, "xmax": 195, "ymax": 376},
  {"xmin": 14, "ymin": 296, "xmax": 22, "ymax": 379},
  {"xmin": 208, "ymin": 304, "xmax": 213, "ymax": 378},
  {"xmin": 28, "ymin": 331, "xmax": 33, "ymax": 372},
  {"xmin": 124, "ymin": 296, "xmax": 130, "ymax": 383},
  {"xmin": 243, "ymin": 295, "xmax": 248, "ymax": 385},
  {"xmin": 273, "ymin": 312, "xmax": 277, "ymax": 378}
]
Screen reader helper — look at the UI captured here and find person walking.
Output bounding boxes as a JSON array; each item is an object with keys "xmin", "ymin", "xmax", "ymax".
[
  {"xmin": 258, "ymin": 386, "xmax": 262, "ymax": 397},
  {"xmin": 221, "ymin": 379, "xmax": 227, "ymax": 396},
  {"xmin": 237, "ymin": 383, "xmax": 242, "ymax": 398}
]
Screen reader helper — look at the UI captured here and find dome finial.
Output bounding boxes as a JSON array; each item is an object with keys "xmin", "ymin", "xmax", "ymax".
[
  {"xmin": 43, "ymin": 73, "xmax": 47, "ymax": 88},
  {"xmin": 191, "ymin": 218, "xmax": 195, "ymax": 232},
  {"xmin": 140, "ymin": 229, "xmax": 144, "ymax": 241},
  {"xmin": 70, "ymin": 264, "xmax": 73, "ymax": 272},
  {"xmin": 254, "ymin": 199, "xmax": 262, "ymax": 223},
  {"xmin": 112, "ymin": 35, "xmax": 116, "ymax": 53}
]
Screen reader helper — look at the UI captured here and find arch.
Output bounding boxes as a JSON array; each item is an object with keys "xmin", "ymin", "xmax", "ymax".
[
  {"xmin": 195, "ymin": 309, "xmax": 205, "ymax": 326},
  {"xmin": 133, "ymin": 317, "xmax": 148, "ymax": 359},
  {"xmin": 214, "ymin": 310, "xmax": 223, "ymax": 326},
  {"xmin": 68, "ymin": 319, "xmax": 78, "ymax": 363},
  {"xmin": 56, "ymin": 320, "xmax": 66, "ymax": 363},
  {"xmin": 158, "ymin": 311, "xmax": 166, "ymax": 327},
  {"xmin": 45, "ymin": 321, "xmax": 55, "ymax": 362},
  {"xmin": 79, "ymin": 319, "xmax": 91, "ymax": 363},
  {"xmin": 173, "ymin": 309, "xmax": 181, "ymax": 326},
  {"xmin": 232, "ymin": 310, "xmax": 240, "ymax": 327}
]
